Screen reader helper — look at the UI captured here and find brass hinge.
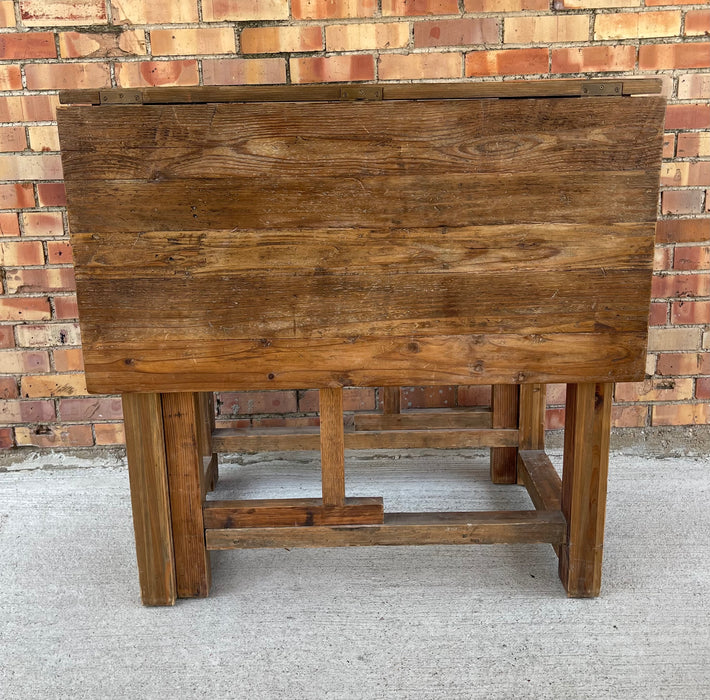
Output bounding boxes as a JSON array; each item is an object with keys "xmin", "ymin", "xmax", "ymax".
[
  {"xmin": 99, "ymin": 89, "xmax": 143, "ymax": 105},
  {"xmin": 581, "ymin": 82, "xmax": 622, "ymax": 97},
  {"xmin": 339, "ymin": 86, "xmax": 383, "ymax": 101}
]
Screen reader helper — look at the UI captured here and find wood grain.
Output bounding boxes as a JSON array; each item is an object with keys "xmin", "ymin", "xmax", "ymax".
[
  {"xmin": 518, "ymin": 450, "xmax": 562, "ymax": 512},
  {"xmin": 490, "ymin": 385, "xmax": 519, "ymax": 485},
  {"xmin": 354, "ymin": 409, "xmax": 491, "ymax": 431},
  {"xmin": 381, "ymin": 387, "xmax": 401, "ymax": 415},
  {"xmin": 320, "ymin": 387, "xmax": 346, "ymax": 507}
]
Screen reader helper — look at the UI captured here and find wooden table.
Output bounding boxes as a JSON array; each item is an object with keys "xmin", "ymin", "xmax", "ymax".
[{"xmin": 57, "ymin": 79, "xmax": 665, "ymax": 605}]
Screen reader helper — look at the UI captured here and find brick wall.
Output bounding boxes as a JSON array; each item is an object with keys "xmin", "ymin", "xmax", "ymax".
[{"xmin": 0, "ymin": 0, "xmax": 708, "ymax": 449}]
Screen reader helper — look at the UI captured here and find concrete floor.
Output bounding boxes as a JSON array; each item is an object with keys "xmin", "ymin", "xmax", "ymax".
[{"xmin": 1, "ymin": 447, "xmax": 709, "ymax": 699}]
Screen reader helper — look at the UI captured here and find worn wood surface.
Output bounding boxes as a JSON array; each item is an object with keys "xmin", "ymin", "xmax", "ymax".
[
  {"xmin": 161, "ymin": 392, "xmax": 210, "ymax": 598},
  {"xmin": 122, "ymin": 393, "xmax": 176, "ymax": 606},
  {"xmin": 518, "ymin": 384, "xmax": 547, "ymax": 484},
  {"xmin": 319, "ymin": 387, "xmax": 346, "ymax": 506},
  {"xmin": 518, "ymin": 450, "xmax": 562, "ymax": 512},
  {"xmin": 57, "ymin": 94, "xmax": 664, "ymax": 394},
  {"xmin": 490, "ymin": 385, "xmax": 519, "ymax": 484},
  {"xmin": 381, "ymin": 387, "xmax": 401, "ymax": 415},
  {"xmin": 559, "ymin": 383, "xmax": 612, "ymax": 598},
  {"xmin": 203, "ymin": 497, "xmax": 384, "ymax": 529},
  {"xmin": 354, "ymin": 408, "xmax": 491, "ymax": 431}
]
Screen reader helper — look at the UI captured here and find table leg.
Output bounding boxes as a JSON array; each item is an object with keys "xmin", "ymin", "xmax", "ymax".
[
  {"xmin": 490, "ymin": 384, "xmax": 519, "ymax": 484},
  {"xmin": 559, "ymin": 382, "xmax": 612, "ymax": 597}
]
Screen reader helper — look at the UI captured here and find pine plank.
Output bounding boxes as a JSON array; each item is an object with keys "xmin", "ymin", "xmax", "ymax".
[
  {"xmin": 490, "ymin": 385, "xmax": 520, "ymax": 485},
  {"xmin": 518, "ymin": 450, "xmax": 562, "ymax": 512},
  {"xmin": 354, "ymin": 409, "xmax": 491, "ymax": 431},
  {"xmin": 381, "ymin": 387, "xmax": 401, "ymax": 415},
  {"xmin": 320, "ymin": 387, "xmax": 346, "ymax": 506}
]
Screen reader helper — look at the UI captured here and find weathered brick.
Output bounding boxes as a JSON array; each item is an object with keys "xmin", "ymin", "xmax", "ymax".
[
  {"xmin": 59, "ymin": 397, "xmax": 122, "ymax": 421},
  {"xmin": 0, "ymin": 31, "xmax": 56, "ymax": 59},
  {"xmin": 0, "ymin": 184, "xmax": 34, "ymax": 209},
  {"xmin": 402, "ymin": 386, "xmax": 457, "ymax": 408},
  {"xmin": 22, "ymin": 212, "xmax": 64, "ymax": 237},
  {"xmin": 611, "ymin": 404, "xmax": 648, "ymax": 429},
  {"xmin": 505, "ymin": 15, "xmax": 589, "ymax": 44},
  {"xmin": 652, "ymin": 403, "xmax": 710, "ymax": 427},
  {"xmin": 552, "ymin": 45, "xmax": 635, "ymax": 73},
  {"xmin": 662, "ymin": 133, "xmax": 675, "ymax": 159},
  {"xmin": 59, "ymin": 30, "xmax": 146, "ymax": 58},
  {"xmin": 696, "ymin": 377, "xmax": 710, "ymax": 400},
  {"xmin": 0, "ymin": 155, "xmax": 63, "ymax": 182},
  {"xmin": 467, "ymin": 0, "xmax": 547, "ymax": 10},
  {"xmin": 5, "ymin": 268, "xmax": 75, "ymax": 294},
  {"xmin": 0, "ymin": 95, "xmax": 58, "ymax": 123},
  {"xmin": 15, "ymin": 323, "xmax": 81, "ymax": 347},
  {"xmin": 115, "ymin": 60, "xmax": 199, "ymax": 88},
  {"xmin": 15, "ymin": 424, "xmax": 94, "ymax": 447},
  {"xmin": 466, "ymin": 48, "xmax": 548, "ymax": 76},
  {"xmin": 645, "ymin": 0, "xmax": 702, "ymax": 5},
  {"xmin": 37, "ymin": 184, "xmax": 66, "ymax": 207},
  {"xmin": 379, "ymin": 52, "xmax": 462, "ymax": 80},
  {"xmin": 21, "ymin": 373, "xmax": 87, "ymax": 398},
  {"xmin": 661, "ymin": 162, "xmax": 710, "ymax": 188},
  {"xmin": 657, "ymin": 352, "xmax": 710, "ymax": 376},
  {"xmin": 677, "ymin": 134, "xmax": 710, "ymax": 159},
  {"xmin": 327, "ymin": 22, "xmax": 408, "ymax": 51},
  {"xmin": 53, "ymin": 347, "xmax": 83, "ymax": 371},
  {"xmin": 674, "ymin": 245, "xmax": 710, "ymax": 271},
  {"xmin": 656, "ymin": 219, "xmax": 710, "ymax": 244},
  {"xmin": 671, "ymin": 300, "xmax": 710, "ymax": 325},
  {"xmin": 0, "ymin": 328, "xmax": 13, "ymax": 350},
  {"xmin": 661, "ymin": 190, "xmax": 704, "ymax": 215},
  {"xmin": 0, "ymin": 127, "xmax": 26, "ymax": 153},
  {"xmin": 556, "ymin": 0, "xmax": 640, "ymax": 7},
  {"xmin": 594, "ymin": 11, "xmax": 680, "ymax": 40},
  {"xmin": 0, "ymin": 399, "xmax": 55, "ymax": 424},
  {"xmin": 678, "ymin": 74, "xmax": 710, "ymax": 100},
  {"xmin": 53, "ymin": 295, "xmax": 79, "ymax": 320},
  {"xmin": 20, "ymin": 0, "xmax": 107, "ymax": 25},
  {"xmin": 291, "ymin": 54, "xmax": 375, "ymax": 83},
  {"xmin": 151, "ymin": 28, "xmax": 235, "ymax": 56},
  {"xmin": 0, "ymin": 427, "xmax": 13, "ymax": 448},
  {"xmin": 241, "ymin": 26, "xmax": 323, "ymax": 54},
  {"xmin": 46, "ymin": 241, "xmax": 73, "ymax": 264},
  {"xmin": 111, "ymin": 0, "xmax": 198, "ymax": 23},
  {"xmin": 615, "ymin": 377, "xmax": 693, "ymax": 402},
  {"xmin": 0, "ymin": 240, "xmax": 44, "ymax": 266},
  {"xmin": 202, "ymin": 58, "xmax": 286, "ymax": 86},
  {"xmin": 0, "ymin": 1, "xmax": 15, "ymax": 27},
  {"xmin": 0, "ymin": 65, "xmax": 22, "ymax": 90},
  {"xmin": 685, "ymin": 10, "xmax": 710, "ymax": 37},
  {"xmin": 649, "ymin": 301, "xmax": 668, "ymax": 325},
  {"xmin": 545, "ymin": 407, "xmax": 565, "ymax": 430},
  {"xmin": 219, "ymin": 390, "xmax": 297, "ymax": 415},
  {"xmin": 704, "ymin": 331, "xmax": 710, "ymax": 351},
  {"xmin": 203, "ymin": 0, "xmax": 288, "ymax": 21},
  {"xmin": 0, "ymin": 213, "xmax": 20, "ymax": 237},
  {"xmin": 0, "ymin": 349, "xmax": 49, "ymax": 373},
  {"xmin": 25, "ymin": 62, "xmax": 111, "ymax": 91},
  {"xmin": 0, "ymin": 298, "xmax": 50, "ymax": 322},
  {"xmin": 666, "ymin": 104, "xmax": 710, "ymax": 131},
  {"xmin": 382, "ymin": 0, "xmax": 458, "ymax": 16},
  {"xmin": 647, "ymin": 326, "xmax": 702, "ymax": 351},
  {"xmin": 639, "ymin": 42, "xmax": 710, "ymax": 70},
  {"xmin": 94, "ymin": 422, "xmax": 125, "ymax": 446},
  {"xmin": 457, "ymin": 385, "xmax": 491, "ymax": 407},
  {"xmin": 652, "ymin": 272, "xmax": 710, "ymax": 298},
  {"xmin": 414, "ymin": 18, "xmax": 498, "ymax": 48},
  {"xmin": 28, "ymin": 126, "xmax": 59, "ymax": 153},
  {"xmin": 298, "ymin": 388, "xmax": 375, "ymax": 412},
  {"xmin": 0, "ymin": 375, "xmax": 19, "ymax": 398}
]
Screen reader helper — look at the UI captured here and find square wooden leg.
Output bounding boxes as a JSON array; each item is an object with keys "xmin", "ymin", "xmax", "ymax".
[
  {"xmin": 122, "ymin": 393, "xmax": 176, "ymax": 606},
  {"xmin": 559, "ymin": 382, "xmax": 612, "ymax": 598},
  {"xmin": 490, "ymin": 384, "xmax": 519, "ymax": 484},
  {"xmin": 517, "ymin": 384, "xmax": 547, "ymax": 484}
]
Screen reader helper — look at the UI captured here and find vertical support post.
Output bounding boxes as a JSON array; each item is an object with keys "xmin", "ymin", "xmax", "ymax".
[
  {"xmin": 490, "ymin": 384, "xmax": 520, "ymax": 484},
  {"xmin": 559, "ymin": 382, "xmax": 612, "ymax": 598},
  {"xmin": 196, "ymin": 392, "xmax": 218, "ymax": 493},
  {"xmin": 319, "ymin": 387, "xmax": 346, "ymax": 506},
  {"xmin": 122, "ymin": 392, "xmax": 176, "ymax": 606},
  {"xmin": 382, "ymin": 386, "xmax": 401, "ymax": 414},
  {"xmin": 518, "ymin": 383, "xmax": 547, "ymax": 484},
  {"xmin": 162, "ymin": 392, "xmax": 211, "ymax": 598}
]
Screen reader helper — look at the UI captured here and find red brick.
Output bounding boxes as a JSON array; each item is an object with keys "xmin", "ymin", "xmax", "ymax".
[
  {"xmin": 111, "ymin": 0, "xmax": 198, "ymax": 23},
  {"xmin": 672, "ymin": 300, "xmax": 710, "ymax": 324},
  {"xmin": 28, "ymin": 126, "xmax": 60, "ymax": 153},
  {"xmin": 21, "ymin": 0, "xmax": 107, "ymax": 25},
  {"xmin": 326, "ymin": 23, "xmax": 409, "ymax": 51},
  {"xmin": 665, "ymin": 104, "xmax": 710, "ymax": 130},
  {"xmin": 15, "ymin": 424, "xmax": 94, "ymax": 447},
  {"xmin": 0, "ymin": 31, "xmax": 56, "ymax": 59},
  {"xmin": 25, "ymin": 61, "xmax": 110, "ymax": 91},
  {"xmin": 293, "ymin": 0, "xmax": 376, "ymax": 19},
  {"xmin": 646, "ymin": 0, "xmax": 703, "ymax": 5},
  {"xmin": 202, "ymin": 0, "xmax": 288, "ymax": 21},
  {"xmin": 0, "ymin": 349, "xmax": 49, "ymax": 373},
  {"xmin": 661, "ymin": 190, "xmax": 704, "ymax": 215},
  {"xmin": 594, "ymin": 11, "xmax": 680, "ymax": 40},
  {"xmin": 0, "ymin": 213, "xmax": 20, "ymax": 237},
  {"xmin": 0, "ymin": 65, "xmax": 22, "ymax": 90},
  {"xmin": 53, "ymin": 347, "xmax": 83, "ymax": 371},
  {"xmin": 401, "ymin": 386, "xmax": 457, "ymax": 408},
  {"xmin": 466, "ymin": 48, "xmax": 548, "ymax": 76},
  {"xmin": 551, "ymin": 45, "xmax": 635, "ymax": 73},
  {"xmin": 0, "ymin": 240, "xmax": 44, "ymax": 266},
  {"xmin": 379, "ymin": 52, "xmax": 462, "ymax": 80},
  {"xmin": 649, "ymin": 301, "xmax": 668, "ymax": 325},
  {"xmin": 0, "ymin": 1, "xmax": 15, "ymax": 27},
  {"xmin": 674, "ymin": 245, "xmax": 710, "ymax": 271},
  {"xmin": 219, "ymin": 390, "xmax": 297, "ymax": 415},
  {"xmin": 241, "ymin": 26, "xmax": 322, "ymax": 54},
  {"xmin": 677, "ymin": 134, "xmax": 710, "ymax": 158},
  {"xmin": 662, "ymin": 133, "xmax": 675, "ymax": 159},
  {"xmin": 652, "ymin": 272, "xmax": 710, "ymax": 298},
  {"xmin": 37, "ymin": 184, "xmax": 66, "ymax": 207},
  {"xmin": 0, "ymin": 327, "xmax": 14, "ymax": 349},
  {"xmin": 414, "ymin": 18, "xmax": 498, "ymax": 48},
  {"xmin": 652, "ymin": 403, "xmax": 710, "ymax": 427},
  {"xmin": 0, "ymin": 127, "xmax": 25, "ymax": 153},
  {"xmin": 5, "ymin": 268, "xmax": 75, "ymax": 294},
  {"xmin": 639, "ymin": 43, "xmax": 710, "ymax": 70},
  {"xmin": 615, "ymin": 377, "xmax": 693, "ymax": 402},
  {"xmin": 15, "ymin": 323, "xmax": 81, "ymax": 347},
  {"xmin": 0, "ymin": 298, "xmax": 51, "ymax": 322},
  {"xmin": 678, "ymin": 74, "xmax": 710, "ymax": 101},
  {"xmin": 290, "ymin": 54, "xmax": 375, "ymax": 83},
  {"xmin": 466, "ymin": 0, "xmax": 547, "ymax": 9},
  {"xmin": 0, "ymin": 399, "xmax": 55, "ymax": 424},
  {"xmin": 202, "ymin": 58, "xmax": 286, "ymax": 86},
  {"xmin": 21, "ymin": 373, "xmax": 87, "ymax": 398},
  {"xmin": 0, "ymin": 427, "xmax": 13, "ymax": 448},
  {"xmin": 457, "ymin": 385, "xmax": 491, "ymax": 407},
  {"xmin": 53, "ymin": 296, "xmax": 79, "ymax": 320},
  {"xmin": 0, "ymin": 184, "xmax": 34, "ymax": 209},
  {"xmin": 298, "ymin": 388, "xmax": 376, "ymax": 412},
  {"xmin": 382, "ymin": 0, "xmax": 458, "ymax": 16},
  {"xmin": 46, "ymin": 241, "xmax": 73, "ymax": 264},
  {"xmin": 59, "ymin": 29, "xmax": 146, "ymax": 58},
  {"xmin": 0, "ymin": 376, "xmax": 18, "ymax": 398},
  {"xmin": 22, "ymin": 212, "xmax": 64, "ymax": 237},
  {"xmin": 0, "ymin": 154, "xmax": 63, "ymax": 181},
  {"xmin": 58, "ymin": 397, "xmax": 122, "ymax": 421},
  {"xmin": 505, "ymin": 15, "xmax": 588, "ymax": 44},
  {"xmin": 115, "ymin": 60, "xmax": 199, "ymax": 88},
  {"xmin": 0, "ymin": 95, "xmax": 58, "ymax": 123},
  {"xmin": 151, "ymin": 28, "xmax": 235, "ymax": 56},
  {"xmin": 545, "ymin": 407, "xmax": 565, "ymax": 430},
  {"xmin": 95, "ymin": 422, "xmax": 125, "ymax": 445},
  {"xmin": 655, "ymin": 219, "xmax": 710, "ymax": 244},
  {"xmin": 685, "ymin": 10, "xmax": 710, "ymax": 37},
  {"xmin": 611, "ymin": 405, "xmax": 647, "ymax": 429},
  {"xmin": 661, "ymin": 162, "xmax": 710, "ymax": 187},
  {"xmin": 656, "ymin": 352, "xmax": 710, "ymax": 376},
  {"xmin": 697, "ymin": 377, "xmax": 710, "ymax": 400},
  {"xmin": 648, "ymin": 326, "xmax": 702, "ymax": 351}
]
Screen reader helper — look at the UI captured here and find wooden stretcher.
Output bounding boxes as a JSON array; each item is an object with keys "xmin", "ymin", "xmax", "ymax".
[{"xmin": 57, "ymin": 79, "xmax": 665, "ymax": 605}]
